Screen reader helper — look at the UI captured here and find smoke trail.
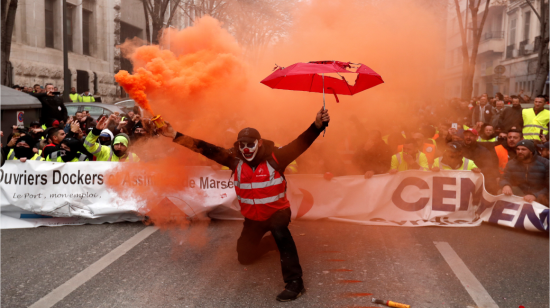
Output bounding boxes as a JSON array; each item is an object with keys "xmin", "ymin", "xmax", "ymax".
[{"xmin": 107, "ymin": 0, "xmax": 445, "ymax": 232}]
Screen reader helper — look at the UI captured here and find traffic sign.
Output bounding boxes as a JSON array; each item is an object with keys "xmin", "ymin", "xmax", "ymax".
[
  {"xmin": 494, "ymin": 65, "xmax": 506, "ymax": 75},
  {"xmin": 16, "ymin": 111, "xmax": 24, "ymax": 127}
]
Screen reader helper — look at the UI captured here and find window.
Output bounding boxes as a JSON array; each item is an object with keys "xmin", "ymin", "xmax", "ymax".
[
  {"xmin": 77, "ymin": 70, "xmax": 89, "ymax": 93},
  {"xmin": 66, "ymin": 5, "xmax": 75, "ymax": 52},
  {"xmin": 509, "ymin": 18, "xmax": 517, "ymax": 46},
  {"xmin": 66, "ymin": 105, "xmax": 79, "ymax": 116},
  {"xmin": 82, "ymin": 106, "xmax": 111, "ymax": 118},
  {"xmin": 523, "ymin": 11, "xmax": 530, "ymax": 41},
  {"xmin": 45, "ymin": 0, "xmax": 55, "ymax": 48},
  {"xmin": 83, "ymin": 10, "xmax": 92, "ymax": 55}
]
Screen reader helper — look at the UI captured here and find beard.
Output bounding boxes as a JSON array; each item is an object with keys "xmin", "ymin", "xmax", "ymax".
[
  {"xmin": 516, "ymin": 152, "xmax": 532, "ymax": 162},
  {"xmin": 114, "ymin": 149, "xmax": 126, "ymax": 158}
]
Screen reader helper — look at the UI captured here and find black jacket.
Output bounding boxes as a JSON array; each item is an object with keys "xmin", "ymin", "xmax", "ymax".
[
  {"xmin": 352, "ymin": 140, "xmax": 392, "ymax": 175},
  {"xmin": 172, "ymin": 123, "xmax": 324, "ymax": 171},
  {"xmin": 32, "ymin": 93, "xmax": 68, "ymax": 124},
  {"xmin": 498, "ymin": 105, "xmax": 523, "ymax": 132},
  {"xmin": 500, "ymin": 156, "xmax": 549, "ymax": 198},
  {"xmin": 471, "ymin": 104, "xmax": 495, "ymax": 126},
  {"xmin": 463, "ymin": 142, "xmax": 499, "ymax": 184}
]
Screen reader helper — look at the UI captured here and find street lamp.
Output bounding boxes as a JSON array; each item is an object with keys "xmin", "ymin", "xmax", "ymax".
[{"xmin": 62, "ymin": 0, "xmax": 71, "ymax": 102}]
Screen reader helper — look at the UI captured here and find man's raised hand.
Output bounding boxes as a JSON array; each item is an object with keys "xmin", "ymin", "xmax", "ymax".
[
  {"xmin": 159, "ymin": 121, "xmax": 177, "ymax": 139},
  {"xmin": 315, "ymin": 108, "xmax": 330, "ymax": 129},
  {"xmin": 96, "ymin": 116, "xmax": 108, "ymax": 130}
]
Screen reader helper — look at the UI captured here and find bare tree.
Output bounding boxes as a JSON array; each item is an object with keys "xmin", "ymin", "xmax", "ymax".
[
  {"xmin": 142, "ymin": 0, "xmax": 183, "ymax": 44},
  {"xmin": 179, "ymin": 0, "xmax": 231, "ymax": 24},
  {"xmin": 454, "ymin": 0, "xmax": 493, "ymax": 100},
  {"xmin": 1, "ymin": 0, "xmax": 17, "ymax": 86},
  {"xmin": 227, "ymin": 0, "xmax": 292, "ymax": 59},
  {"xmin": 526, "ymin": 0, "xmax": 548, "ymax": 96},
  {"xmin": 177, "ymin": 0, "xmax": 293, "ymax": 60}
]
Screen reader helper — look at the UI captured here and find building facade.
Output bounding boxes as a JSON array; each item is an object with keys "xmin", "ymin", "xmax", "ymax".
[
  {"xmin": 443, "ymin": 0, "xmax": 546, "ymax": 99},
  {"xmin": 9, "ymin": 0, "xmax": 150, "ymax": 103}
]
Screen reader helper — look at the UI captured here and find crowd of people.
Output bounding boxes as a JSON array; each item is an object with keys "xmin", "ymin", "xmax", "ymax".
[
  {"xmin": 2, "ymin": 82, "xmax": 549, "ymax": 206},
  {"xmin": 2, "ymin": 82, "xmax": 149, "ymax": 165},
  {"xmin": 337, "ymin": 92, "xmax": 549, "ymax": 206},
  {"xmin": 11, "ymin": 84, "xmax": 97, "ymax": 102}
]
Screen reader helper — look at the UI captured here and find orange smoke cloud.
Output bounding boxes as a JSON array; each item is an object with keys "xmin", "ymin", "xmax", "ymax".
[
  {"xmin": 108, "ymin": 0, "xmax": 446, "ymax": 230},
  {"xmin": 115, "ymin": 16, "xmax": 246, "ymax": 119}
]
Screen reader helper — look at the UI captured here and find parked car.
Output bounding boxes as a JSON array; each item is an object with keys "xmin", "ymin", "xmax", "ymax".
[
  {"xmin": 114, "ymin": 99, "xmax": 136, "ymax": 114},
  {"xmin": 65, "ymin": 103, "xmax": 124, "ymax": 120}
]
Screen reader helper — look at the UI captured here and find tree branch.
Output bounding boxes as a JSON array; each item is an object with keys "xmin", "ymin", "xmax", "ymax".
[
  {"xmin": 454, "ymin": 0, "xmax": 469, "ymax": 61},
  {"xmin": 166, "ymin": 0, "xmax": 183, "ymax": 27},
  {"xmin": 525, "ymin": 0, "xmax": 542, "ymax": 22},
  {"xmin": 477, "ymin": 0, "xmax": 491, "ymax": 38}
]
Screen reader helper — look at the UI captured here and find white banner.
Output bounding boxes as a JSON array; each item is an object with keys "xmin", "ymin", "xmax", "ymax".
[{"xmin": 1, "ymin": 161, "xmax": 548, "ymax": 232}]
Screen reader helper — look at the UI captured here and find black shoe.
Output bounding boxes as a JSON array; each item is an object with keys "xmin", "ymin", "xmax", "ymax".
[{"xmin": 276, "ymin": 280, "xmax": 305, "ymax": 302}]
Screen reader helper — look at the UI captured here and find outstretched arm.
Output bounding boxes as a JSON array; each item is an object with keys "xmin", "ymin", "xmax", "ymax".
[
  {"xmin": 160, "ymin": 122, "xmax": 238, "ymax": 169},
  {"xmin": 273, "ymin": 108, "xmax": 330, "ymax": 169}
]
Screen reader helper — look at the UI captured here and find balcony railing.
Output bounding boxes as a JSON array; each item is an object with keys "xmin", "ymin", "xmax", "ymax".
[
  {"xmin": 483, "ymin": 31, "xmax": 505, "ymax": 41},
  {"xmin": 519, "ymin": 39, "xmax": 529, "ymax": 56},
  {"xmin": 506, "ymin": 44, "xmax": 515, "ymax": 59}
]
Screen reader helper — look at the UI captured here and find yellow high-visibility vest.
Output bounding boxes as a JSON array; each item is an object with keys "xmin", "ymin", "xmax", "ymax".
[
  {"xmin": 522, "ymin": 108, "xmax": 549, "ymax": 140},
  {"xmin": 46, "ymin": 151, "xmax": 89, "ymax": 162},
  {"xmin": 6, "ymin": 149, "xmax": 44, "ymax": 161},
  {"xmin": 69, "ymin": 93, "xmax": 81, "ymax": 102},
  {"xmin": 433, "ymin": 157, "xmax": 477, "ymax": 170},
  {"xmin": 477, "ymin": 136, "xmax": 497, "ymax": 142},
  {"xmin": 390, "ymin": 151, "xmax": 429, "ymax": 171},
  {"xmin": 80, "ymin": 95, "xmax": 95, "ymax": 103}
]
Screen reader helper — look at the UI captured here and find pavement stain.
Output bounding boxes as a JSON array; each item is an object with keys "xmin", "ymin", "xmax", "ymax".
[
  {"xmin": 343, "ymin": 292, "xmax": 373, "ymax": 297},
  {"xmin": 338, "ymin": 280, "xmax": 363, "ymax": 283}
]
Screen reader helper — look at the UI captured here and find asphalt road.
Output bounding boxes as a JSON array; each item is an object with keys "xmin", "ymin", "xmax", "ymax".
[{"xmin": 2, "ymin": 221, "xmax": 548, "ymax": 308}]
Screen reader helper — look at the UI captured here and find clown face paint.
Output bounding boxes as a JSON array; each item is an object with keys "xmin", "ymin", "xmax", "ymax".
[{"xmin": 239, "ymin": 140, "xmax": 259, "ymax": 161}]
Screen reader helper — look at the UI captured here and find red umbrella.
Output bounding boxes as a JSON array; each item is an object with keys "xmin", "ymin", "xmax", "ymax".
[{"xmin": 260, "ymin": 60, "xmax": 384, "ymax": 108}]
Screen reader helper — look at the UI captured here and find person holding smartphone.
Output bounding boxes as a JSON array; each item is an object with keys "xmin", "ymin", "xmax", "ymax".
[{"xmin": 31, "ymin": 83, "xmax": 68, "ymax": 127}]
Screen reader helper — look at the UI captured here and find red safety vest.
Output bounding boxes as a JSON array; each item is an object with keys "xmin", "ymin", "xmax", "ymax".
[{"xmin": 234, "ymin": 153, "xmax": 289, "ymax": 221}]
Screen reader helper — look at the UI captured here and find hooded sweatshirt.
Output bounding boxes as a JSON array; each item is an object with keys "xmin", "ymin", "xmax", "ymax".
[{"xmin": 84, "ymin": 128, "xmax": 139, "ymax": 162}]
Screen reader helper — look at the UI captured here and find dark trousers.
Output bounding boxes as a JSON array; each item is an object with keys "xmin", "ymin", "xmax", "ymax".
[{"xmin": 236, "ymin": 208, "xmax": 303, "ymax": 283}]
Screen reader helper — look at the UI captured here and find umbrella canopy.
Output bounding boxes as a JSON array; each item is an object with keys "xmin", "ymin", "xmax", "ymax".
[{"xmin": 260, "ymin": 61, "xmax": 383, "ymax": 102}]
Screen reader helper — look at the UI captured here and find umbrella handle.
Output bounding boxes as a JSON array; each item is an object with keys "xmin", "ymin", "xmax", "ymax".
[{"xmin": 322, "ymin": 74, "xmax": 328, "ymax": 136}]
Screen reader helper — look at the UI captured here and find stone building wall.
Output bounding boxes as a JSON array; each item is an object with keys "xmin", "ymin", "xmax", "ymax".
[{"xmin": 10, "ymin": 0, "xmax": 146, "ymax": 104}]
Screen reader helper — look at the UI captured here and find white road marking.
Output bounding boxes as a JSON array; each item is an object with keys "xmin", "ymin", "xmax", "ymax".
[
  {"xmin": 29, "ymin": 226, "xmax": 159, "ymax": 308},
  {"xmin": 434, "ymin": 242, "xmax": 499, "ymax": 308}
]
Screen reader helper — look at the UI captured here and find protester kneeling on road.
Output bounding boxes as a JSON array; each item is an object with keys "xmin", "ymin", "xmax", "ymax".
[
  {"xmin": 46, "ymin": 138, "xmax": 89, "ymax": 162},
  {"xmin": 431, "ymin": 142, "xmax": 480, "ymax": 172},
  {"xmin": 158, "ymin": 108, "xmax": 330, "ymax": 302},
  {"xmin": 84, "ymin": 115, "xmax": 139, "ymax": 162},
  {"xmin": 500, "ymin": 140, "xmax": 549, "ymax": 206},
  {"xmin": 389, "ymin": 138, "xmax": 429, "ymax": 174},
  {"xmin": 5, "ymin": 135, "xmax": 44, "ymax": 162}
]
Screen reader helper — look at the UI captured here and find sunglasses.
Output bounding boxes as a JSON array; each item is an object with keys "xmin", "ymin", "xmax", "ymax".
[{"xmin": 239, "ymin": 141, "xmax": 256, "ymax": 149}]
